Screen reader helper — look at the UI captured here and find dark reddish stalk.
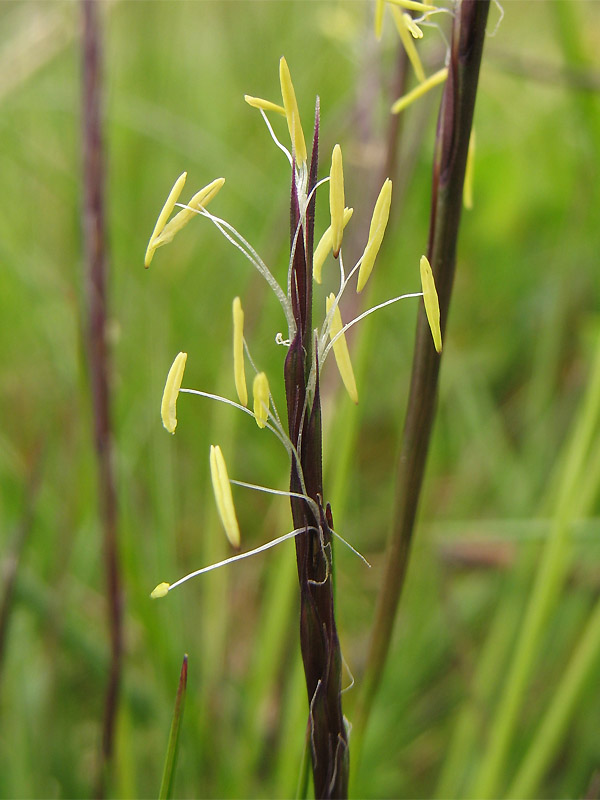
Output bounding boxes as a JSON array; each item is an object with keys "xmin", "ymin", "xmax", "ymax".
[
  {"xmin": 284, "ymin": 103, "xmax": 348, "ymax": 799},
  {"xmin": 81, "ymin": 2, "xmax": 123, "ymax": 795},
  {"xmin": 354, "ymin": 0, "xmax": 491, "ymax": 750}
]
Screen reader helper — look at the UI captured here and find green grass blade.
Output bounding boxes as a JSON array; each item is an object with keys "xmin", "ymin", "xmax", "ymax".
[{"xmin": 159, "ymin": 654, "xmax": 188, "ymax": 800}]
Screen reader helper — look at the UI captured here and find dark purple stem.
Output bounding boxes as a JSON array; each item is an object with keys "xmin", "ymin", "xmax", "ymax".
[
  {"xmin": 81, "ymin": 2, "xmax": 123, "ymax": 795},
  {"xmin": 355, "ymin": 0, "xmax": 491, "ymax": 749},
  {"xmin": 284, "ymin": 102, "xmax": 348, "ymax": 799}
]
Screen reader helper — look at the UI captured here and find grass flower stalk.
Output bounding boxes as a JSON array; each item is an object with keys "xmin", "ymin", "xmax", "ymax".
[{"xmin": 353, "ymin": 0, "xmax": 491, "ymax": 768}]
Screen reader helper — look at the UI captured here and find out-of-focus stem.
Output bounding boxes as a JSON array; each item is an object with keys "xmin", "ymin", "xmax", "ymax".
[
  {"xmin": 81, "ymin": 2, "xmax": 123, "ymax": 795},
  {"xmin": 353, "ymin": 0, "xmax": 490, "ymax": 762}
]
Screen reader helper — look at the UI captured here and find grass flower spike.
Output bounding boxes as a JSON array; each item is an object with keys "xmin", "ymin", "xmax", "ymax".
[
  {"xmin": 232, "ymin": 297, "xmax": 248, "ymax": 406},
  {"xmin": 161, "ymin": 352, "xmax": 188, "ymax": 433},
  {"xmin": 279, "ymin": 56, "xmax": 307, "ymax": 164},
  {"xmin": 357, "ymin": 178, "xmax": 392, "ymax": 292},
  {"xmin": 313, "ymin": 207, "xmax": 353, "ymax": 283},
  {"xmin": 420, "ymin": 255, "xmax": 442, "ymax": 353},
  {"xmin": 329, "ymin": 144, "xmax": 345, "ymax": 257},
  {"xmin": 252, "ymin": 372, "xmax": 270, "ymax": 429},
  {"xmin": 326, "ymin": 294, "xmax": 358, "ymax": 404},
  {"xmin": 145, "ymin": 171, "xmax": 187, "ymax": 267},
  {"xmin": 210, "ymin": 445, "xmax": 241, "ymax": 548}
]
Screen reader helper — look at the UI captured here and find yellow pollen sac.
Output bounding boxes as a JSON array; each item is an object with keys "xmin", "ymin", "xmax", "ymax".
[
  {"xmin": 419, "ymin": 255, "xmax": 442, "ymax": 353},
  {"xmin": 154, "ymin": 177, "xmax": 225, "ymax": 247},
  {"xmin": 150, "ymin": 582, "xmax": 170, "ymax": 599},
  {"xmin": 386, "ymin": 0, "xmax": 436, "ymax": 12},
  {"xmin": 210, "ymin": 445, "xmax": 241, "ymax": 548},
  {"xmin": 244, "ymin": 95, "xmax": 286, "ymax": 116},
  {"xmin": 403, "ymin": 12, "xmax": 424, "ymax": 39},
  {"xmin": 374, "ymin": 0, "xmax": 385, "ymax": 39},
  {"xmin": 161, "ymin": 352, "xmax": 188, "ymax": 434},
  {"xmin": 253, "ymin": 372, "xmax": 270, "ymax": 429},
  {"xmin": 391, "ymin": 67, "xmax": 448, "ymax": 115},
  {"xmin": 313, "ymin": 208, "xmax": 354, "ymax": 284},
  {"xmin": 391, "ymin": 7, "xmax": 426, "ymax": 83},
  {"xmin": 357, "ymin": 179, "xmax": 392, "ymax": 293},
  {"xmin": 463, "ymin": 129, "xmax": 476, "ymax": 210},
  {"xmin": 232, "ymin": 297, "xmax": 248, "ymax": 406},
  {"xmin": 326, "ymin": 294, "xmax": 358, "ymax": 404},
  {"xmin": 145, "ymin": 171, "xmax": 187, "ymax": 267},
  {"xmin": 279, "ymin": 56, "xmax": 307, "ymax": 164},
  {"xmin": 329, "ymin": 144, "xmax": 345, "ymax": 258}
]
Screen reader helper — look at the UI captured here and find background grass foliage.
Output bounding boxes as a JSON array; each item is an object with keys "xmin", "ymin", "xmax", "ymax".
[{"xmin": 1, "ymin": 1, "xmax": 600, "ymax": 798}]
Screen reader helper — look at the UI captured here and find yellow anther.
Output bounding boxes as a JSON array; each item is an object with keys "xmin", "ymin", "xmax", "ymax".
[
  {"xmin": 210, "ymin": 445, "xmax": 241, "ymax": 548},
  {"xmin": 386, "ymin": 0, "xmax": 436, "ymax": 12},
  {"xmin": 279, "ymin": 56, "xmax": 307, "ymax": 164},
  {"xmin": 150, "ymin": 582, "xmax": 170, "ymax": 599},
  {"xmin": 403, "ymin": 12, "xmax": 424, "ymax": 38},
  {"xmin": 244, "ymin": 95, "xmax": 286, "ymax": 116},
  {"xmin": 154, "ymin": 177, "xmax": 225, "ymax": 247},
  {"xmin": 357, "ymin": 179, "xmax": 392, "ymax": 293},
  {"xmin": 374, "ymin": 0, "xmax": 385, "ymax": 39},
  {"xmin": 329, "ymin": 145, "xmax": 345, "ymax": 258},
  {"xmin": 419, "ymin": 255, "xmax": 442, "ymax": 353},
  {"xmin": 391, "ymin": 7, "xmax": 426, "ymax": 83},
  {"xmin": 326, "ymin": 294, "xmax": 358, "ymax": 404},
  {"xmin": 463, "ymin": 129, "xmax": 476, "ymax": 210},
  {"xmin": 313, "ymin": 208, "xmax": 353, "ymax": 284},
  {"xmin": 145, "ymin": 171, "xmax": 187, "ymax": 267},
  {"xmin": 253, "ymin": 372, "xmax": 270, "ymax": 429},
  {"xmin": 391, "ymin": 67, "xmax": 448, "ymax": 114},
  {"xmin": 161, "ymin": 352, "xmax": 187, "ymax": 434},
  {"xmin": 232, "ymin": 297, "xmax": 248, "ymax": 406}
]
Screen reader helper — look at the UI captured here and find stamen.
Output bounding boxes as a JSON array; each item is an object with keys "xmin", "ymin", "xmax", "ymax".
[
  {"xmin": 419, "ymin": 255, "xmax": 442, "ymax": 353},
  {"xmin": 253, "ymin": 372, "xmax": 270, "ymax": 429},
  {"xmin": 232, "ymin": 297, "xmax": 248, "ymax": 406},
  {"xmin": 154, "ymin": 178, "xmax": 225, "ymax": 247},
  {"xmin": 386, "ymin": 0, "xmax": 437, "ymax": 12},
  {"xmin": 357, "ymin": 178, "xmax": 392, "ymax": 293},
  {"xmin": 313, "ymin": 208, "xmax": 353, "ymax": 284},
  {"xmin": 403, "ymin": 12, "xmax": 424, "ymax": 38},
  {"xmin": 244, "ymin": 95, "xmax": 286, "ymax": 116},
  {"xmin": 161, "ymin": 352, "xmax": 187, "ymax": 434},
  {"xmin": 326, "ymin": 294, "xmax": 358, "ymax": 404},
  {"xmin": 210, "ymin": 445, "xmax": 241, "ymax": 548},
  {"xmin": 150, "ymin": 526, "xmax": 314, "ymax": 598},
  {"xmin": 391, "ymin": 67, "xmax": 448, "ymax": 115},
  {"xmin": 391, "ymin": 7, "xmax": 426, "ymax": 82},
  {"xmin": 374, "ymin": 0, "xmax": 385, "ymax": 39},
  {"xmin": 279, "ymin": 56, "xmax": 307, "ymax": 164},
  {"xmin": 145, "ymin": 171, "xmax": 187, "ymax": 267},
  {"xmin": 329, "ymin": 144, "xmax": 345, "ymax": 258},
  {"xmin": 463, "ymin": 129, "xmax": 476, "ymax": 210}
]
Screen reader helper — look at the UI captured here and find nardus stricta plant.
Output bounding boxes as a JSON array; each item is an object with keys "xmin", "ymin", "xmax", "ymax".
[{"xmin": 146, "ymin": 57, "xmax": 441, "ymax": 798}]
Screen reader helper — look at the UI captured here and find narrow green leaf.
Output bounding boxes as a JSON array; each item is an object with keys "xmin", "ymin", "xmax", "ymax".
[{"xmin": 158, "ymin": 654, "xmax": 188, "ymax": 800}]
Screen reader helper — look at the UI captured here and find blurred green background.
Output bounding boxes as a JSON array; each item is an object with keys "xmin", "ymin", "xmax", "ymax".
[{"xmin": 1, "ymin": 1, "xmax": 600, "ymax": 797}]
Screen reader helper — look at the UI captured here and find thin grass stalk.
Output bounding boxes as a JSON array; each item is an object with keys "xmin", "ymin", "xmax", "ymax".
[
  {"xmin": 81, "ymin": 2, "xmax": 123, "ymax": 794},
  {"xmin": 159, "ymin": 654, "xmax": 188, "ymax": 800},
  {"xmin": 352, "ymin": 0, "xmax": 491, "ymax": 762},
  {"xmin": 0, "ymin": 442, "xmax": 44, "ymax": 684},
  {"xmin": 284, "ymin": 106, "xmax": 348, "ymax": 799}
]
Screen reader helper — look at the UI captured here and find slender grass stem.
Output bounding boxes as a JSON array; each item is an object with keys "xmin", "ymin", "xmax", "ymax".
[{"xmin": 351, "ymin": 0, "xmax": 491, "ymax": 770}]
